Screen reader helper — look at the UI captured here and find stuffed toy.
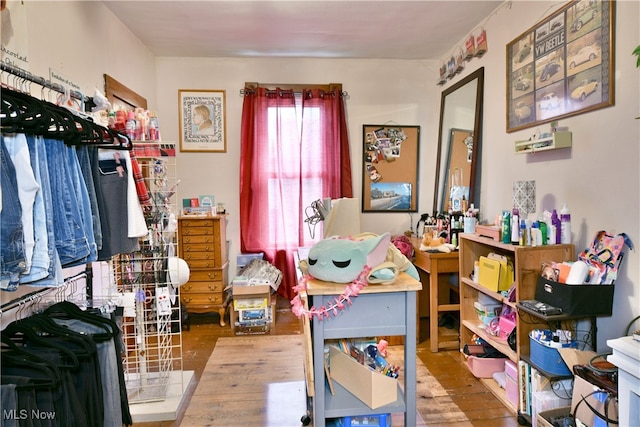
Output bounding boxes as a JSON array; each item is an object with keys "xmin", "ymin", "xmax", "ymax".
[
  {"xmin": 420, "ymin": 232, "xmax": 456, "ymax": 253},
  {"xmin": 292, "ymin": 232, "xmax": 420, "ymax": 319}
]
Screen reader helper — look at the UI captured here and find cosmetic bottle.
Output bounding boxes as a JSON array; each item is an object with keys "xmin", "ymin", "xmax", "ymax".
[
  {"xmin": 125, "ymin": 111, "xmax": 137, "ymax": 140},
  {"xmin": 502, "ymin": 211, "xmax": 511, "ymax": 244},
  {"xmin": 560, "ymin": 203, "xmax": 571, "ymax": 244},
  {"xmin": 551, "ymin": 209, "xmax": 561, "ymax": 244},
  {"xmin": 511, "ymin": 207, "xmax": 520, "ymax": 245}
]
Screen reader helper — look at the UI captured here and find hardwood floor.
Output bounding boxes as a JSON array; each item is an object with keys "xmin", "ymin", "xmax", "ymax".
[{"xmin": 133, "ymin": 298, "xmax": 519, "ymax": 426}]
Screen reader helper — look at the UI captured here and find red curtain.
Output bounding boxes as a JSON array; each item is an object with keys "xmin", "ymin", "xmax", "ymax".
[{"xmin": 239, "ymin": 87, "xmax": 352, "ymax": 300}]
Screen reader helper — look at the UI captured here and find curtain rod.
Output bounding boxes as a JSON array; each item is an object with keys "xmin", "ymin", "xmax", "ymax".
[
  {"xmin": 239, "ymin": 87, "xmax": 349, "ymax": 98},
  {"xmin": 1, "ymin": 62, "xmax": 90, "ymax": 106}
]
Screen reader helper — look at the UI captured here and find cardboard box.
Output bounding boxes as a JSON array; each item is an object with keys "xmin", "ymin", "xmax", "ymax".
[
  {"xmin": 532, "ymin": 390, "xmax": 571, "ymax": 427},
  {"xmin": 571, "ymin": 375, "xmax": 618, "ymax": 427},
  {"xmin": 537, "ymin": 406, "xmax": 572, "ymax": 427},
  {"xmin": 232, "ymin": 283, "xmax": 271, "ymax": 310},
  {"xmin": 535, "ymin": 277, "xmax": 614, "ymax": 316},
  {"xmin": 329, "ymin": 346, "xmax": 397, "ymax": 409}
]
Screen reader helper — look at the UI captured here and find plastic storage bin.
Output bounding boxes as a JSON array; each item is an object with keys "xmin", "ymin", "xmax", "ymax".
[
  {"xmin": 466, "ymin": 355, "xmax": 507, "ymax": 378},
  {"xmin": 504, "ymin": 360, "xmax": 519, "ymax": 408},
  {"xmin": 337, "ymin": 413, "xmax": 391, "ymax": 427},
  {"xmin": 529, "ymin": 331, "xmax": 575, "ymax": 376}
]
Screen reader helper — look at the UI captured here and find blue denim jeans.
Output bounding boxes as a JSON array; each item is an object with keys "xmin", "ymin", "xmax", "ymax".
[
  {"xmin": 43, "ymin": 138, "xmax": 91, "ymax": 267},
  {"xmin": 0, "ymin": 136, "xmax": 26, "ymax": 291},
  {"xmin": 76, "ymin": 145, "xmax": 103, "ymax": 252},
  {"xmin": 64, "ymin": 144, "xmax": 97, "ymax": 266},
  {"xmin": 22, "ymin": 136, "xmax": 65, "ymax": 286},
  {"xmin": 2, "ymin": 134, "xmax": 39, "ymax": 277}
]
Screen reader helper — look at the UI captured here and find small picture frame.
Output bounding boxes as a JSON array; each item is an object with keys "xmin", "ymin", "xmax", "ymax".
[{"xmin": 178, "ymin": 89, "xmax": 227, "ymax": 152}]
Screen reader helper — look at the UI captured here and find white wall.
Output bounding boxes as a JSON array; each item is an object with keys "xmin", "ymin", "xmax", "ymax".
[
  {"xmin": 447, "ymin": 0, "xmax": 639, "ymax": 350},
  {"xmin": 0, "ymin": 1, "xmax": 157, "ymax": 308},
  {"xmin": 14, "ymin": 0, "xmax": 640, "ymax": 349},
  {"xmin": 155, "ymin": 57, "xmax": 441, "ymax": 270},
  {"xmin": 19, "ymin": 1, "xmax": 157, "ymax": 112}
]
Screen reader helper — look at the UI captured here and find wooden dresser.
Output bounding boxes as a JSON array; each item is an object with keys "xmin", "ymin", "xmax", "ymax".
[{"xmin": 178, "ymin": 215, "xmax": 228, "ymax": 326}]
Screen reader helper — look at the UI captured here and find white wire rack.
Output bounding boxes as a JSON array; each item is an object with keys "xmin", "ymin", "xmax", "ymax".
[{"xmin": 106, "ymin": 144, "xmax": 183, "ymax": 404}]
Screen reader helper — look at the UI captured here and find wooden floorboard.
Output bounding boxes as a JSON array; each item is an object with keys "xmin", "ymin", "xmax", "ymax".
[{"xmin": 132, "ymin": 301, "xmax": 520, "ymax": 426}]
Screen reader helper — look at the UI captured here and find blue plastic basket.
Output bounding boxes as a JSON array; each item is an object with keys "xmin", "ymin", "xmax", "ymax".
[
  {"xmin": 529, "ymin": 331, "xmax": 576, "ymax": 376},
  {"xmin": 337, "ymin": 413, "xmax": 391, "ymax": 427}
]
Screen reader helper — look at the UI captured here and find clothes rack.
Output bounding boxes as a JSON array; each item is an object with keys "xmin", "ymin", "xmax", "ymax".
[{"xmin": 1, "ymin": 62, "xmax": 93, "ymax": 110}]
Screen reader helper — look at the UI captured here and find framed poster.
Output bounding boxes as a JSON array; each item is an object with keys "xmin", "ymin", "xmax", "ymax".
[
  {"xmin": 506, "ymin": 0, "xmax": 614, "ymax": 133},
  {"xmin": 362, "ymin": 125, "xmax": 420, "ymax": 213},
  {"xmin": 178, "ymin": 89, "xmax": 227, "ymax": 152}
]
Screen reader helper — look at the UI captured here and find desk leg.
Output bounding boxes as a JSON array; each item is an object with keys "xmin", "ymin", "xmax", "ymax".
[
  {"xmin": 430, "ymin": 261, "xmax": 440, "ymax": 352},
  {"xmin": 405, "ymin": 291, "xmax": 417, "ymax": 427}
]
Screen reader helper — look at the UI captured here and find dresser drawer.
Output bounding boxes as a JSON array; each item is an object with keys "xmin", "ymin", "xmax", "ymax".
[
  {"xmin": 183, "ymin": 259, "xmax": 224, "ymax": 269},
  {"xmin": 180, "ymin": 218, "xmax": 217, "ymax": 228},
  {"xmin": 181, "ymin": 251, "xmax": 217, "ymax": 261},
  {"xmin": 182, "ymin": 280, "xmax": 224, "ymax": 294},
  {"xmin": 180, "ymin": 292, "xmax": 224, "ymax": 307},
  {"xmin": 180, "ymin": 234, "xmax": 219, "ymax": 245},
  {"xmin": 188, "ymin": 270, "xmax": 226, "ymax": 282},
  {"xmin": 181, "ymin": 242, "xmax": 217, "ymax": 253}
]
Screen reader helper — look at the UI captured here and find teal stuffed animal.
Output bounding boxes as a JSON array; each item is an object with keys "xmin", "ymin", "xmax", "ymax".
[
  {"xmin": 306, "ymin": 233, "xmax": 390, "ymax": 283},
  {"xmin": 303, "ymin": 232, "xmax": 419, "ymax": 284}
]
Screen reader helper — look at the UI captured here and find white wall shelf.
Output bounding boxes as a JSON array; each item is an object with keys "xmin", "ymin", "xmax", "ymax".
[{"xmin": 515, "ymin": 131, "xmax": 572, "ymax": 154}]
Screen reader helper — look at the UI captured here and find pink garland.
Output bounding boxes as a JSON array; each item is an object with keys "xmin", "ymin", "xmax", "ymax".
[{"xmin": 290, "ymin": 266, "xmax": 372, "ymax": 320}]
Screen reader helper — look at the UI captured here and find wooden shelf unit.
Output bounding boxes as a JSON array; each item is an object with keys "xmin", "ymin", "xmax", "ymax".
[{"xmin": 458, "ymin": 233, "xmax": 575, "ymax": 413}]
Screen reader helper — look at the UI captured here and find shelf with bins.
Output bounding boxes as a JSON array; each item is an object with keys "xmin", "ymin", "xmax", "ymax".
[
  {"xmin": 514, "ymin": 131, "xmax": 571, "ymax": 154},
  {"xmin": 458, "ymin": 233, "xmax": 575, "ymax": 413}
]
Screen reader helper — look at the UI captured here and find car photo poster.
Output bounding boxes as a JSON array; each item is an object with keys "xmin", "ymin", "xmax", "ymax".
[{"xmin": 506, "ymin": 0, "xmax": 614, "ymax": 133}]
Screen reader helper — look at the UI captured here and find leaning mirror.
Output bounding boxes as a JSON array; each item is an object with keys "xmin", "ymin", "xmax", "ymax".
[{"xmin": 433, "ymin": 67, "xmax": 484, "ymax": 214}]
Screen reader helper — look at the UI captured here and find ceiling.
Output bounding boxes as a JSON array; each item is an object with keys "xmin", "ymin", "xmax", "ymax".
[{"xmin": 103, "ymin": 1, "xmax": 505, "ymax": 60}]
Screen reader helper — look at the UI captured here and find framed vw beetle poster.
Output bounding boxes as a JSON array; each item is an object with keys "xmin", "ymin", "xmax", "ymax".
[{"xmin": 506, "ymin": 0, "xmax": 615, "ymax": 133}]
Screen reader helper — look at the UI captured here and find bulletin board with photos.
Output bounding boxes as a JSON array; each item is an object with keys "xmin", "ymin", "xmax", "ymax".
[
  {"xmin": 506, "ymin": 0, "xmax": 615, "ymax": 133},
  {"xmin": 362, "ymin": 125, "xmax": 420, "ymax": 213}
]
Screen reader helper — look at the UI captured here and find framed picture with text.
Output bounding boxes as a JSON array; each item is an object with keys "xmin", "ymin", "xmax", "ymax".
[
  {"xmin": 178, "ymin": 89, "xmax": 227, "ymax": 152},
  {"xmin": 506, "ymin": 0, "xmax": 614, "ymax": 133}
]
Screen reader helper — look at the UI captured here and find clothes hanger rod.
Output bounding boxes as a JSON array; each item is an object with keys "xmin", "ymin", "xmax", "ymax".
[{"xmin": 1, "ymin": 62, "xmax": 90, "ymax": 106}]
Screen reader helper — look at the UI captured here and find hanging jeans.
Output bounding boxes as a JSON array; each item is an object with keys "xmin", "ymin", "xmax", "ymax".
[
  {"xmin": 2, "ymin": 134, "xmax": 39, "ymax": 277},
  {"xmin": 43, "ymin": 138, "xmax": 91, "ymax": 267},
  {"xmin": 0, "ymin": 136, "xmax": 26, "ymax": 291},
  {"xmin": 22, "ymin": 136, "xmax": 64, "ymax": 287},
  {"xmin": 76, "ymin": 145, "xmax": 103, "ymax": 252},
  {"xmin": 63, "ymin": 144, "xmax": 97, "ymax": 266}
]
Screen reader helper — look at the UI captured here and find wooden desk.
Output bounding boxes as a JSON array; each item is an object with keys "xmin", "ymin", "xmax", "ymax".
[
  {"xmin": 411, "ymin": 237, "xmax": 460, "ymax": 352},
  {"xmin": 304, "ymin": 273, "xmax": 421, "ymax": 427}
]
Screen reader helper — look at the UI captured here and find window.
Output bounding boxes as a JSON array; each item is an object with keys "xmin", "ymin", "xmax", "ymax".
[{"xmin": 240, "ymin": 83, "xmax": 351, "ymax": 299}]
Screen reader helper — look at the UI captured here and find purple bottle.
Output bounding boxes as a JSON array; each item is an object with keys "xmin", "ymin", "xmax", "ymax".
[{"xmin": 551, "ymin": 209, "xmax": 561, "ymax": 244}]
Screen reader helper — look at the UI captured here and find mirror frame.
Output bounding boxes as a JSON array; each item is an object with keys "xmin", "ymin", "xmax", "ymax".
[{"xmin": 433, "ymin": 67, "xmax": 484, "ymax": 214}]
